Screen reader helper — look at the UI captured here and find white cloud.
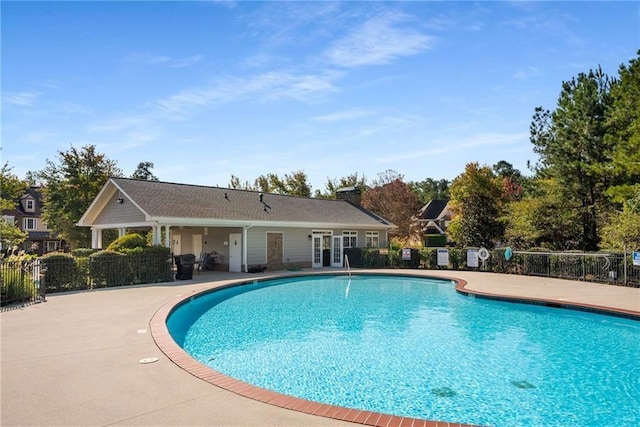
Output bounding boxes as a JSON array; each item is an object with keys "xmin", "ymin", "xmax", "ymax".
[
  {"xmin": 326, "ymin": 13, "xmax": 434, "ymax": 68},
  {"xmin": 129, "ymin": 54, "xmax": 203, "ymax": 68},
  {"xmin": 3, "ymin": 92, "xmax": 40, "ymax": 107},
  {"xmin": 514, "ymin": 66, "xmax": 541, "ymax": 80},
  {"xmin": 312, "ymin": 110, "xmax": 372, "ymax": 122},
  {"xmin": 153, "ymin": 71, "xmax": 340, "ymax": 116},
  {"xmin": 376, "ymin": 132, "xmax": 529, "ymax": 163},
  {"xmin": 171, "ymin": 55, "xmax": 204, "ymax": 68}
]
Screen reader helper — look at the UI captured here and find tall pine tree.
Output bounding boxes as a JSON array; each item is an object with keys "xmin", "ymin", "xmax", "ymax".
[{"xmin": 530, "ymin": 67, "xmax": 613, "ymax": 251}]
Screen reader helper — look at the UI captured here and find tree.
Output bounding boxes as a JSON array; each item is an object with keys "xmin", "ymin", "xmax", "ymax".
[
  {"xmin": 361, "ymin": 178, "xmax": 421, "ymax": 242},
  {"xmin": 409, "ymin": 178, "xmax": 450, "ymax": 204},
  {"xmin": 492, "ymin": 160, "xmax": 526, "ymax": 201},
  {"xmin": 371, "ymin": 169, "xmax": 403, "ymax": 187},
  {"xmin": 605, "ymin": 51, "xmax": 640, "ymax": 204},
  {"xmin": 448, "ymin": 163, "xmax": 505, "ymax": 249},
  {"xmin": 228, "ymin": 171, "xmax": 312, "ymax": 197},
  {"xmin": 315, "ymin": 172, "xmax": 368, "ymax": 199},
  {"xmin": 254, "ymin": 171, "xmax": 312, "ymax": 196},
  {"xmin": 0, "ymin": 163, "xmax": 28, "ymax": 211},
  {"xmin": 131, "ymin": 161, "xmax": 159, "ymax": 181},
  {"xmin": 0, "ymin": 219, "xmax": 28, "ymax": 250},
  {"xmin": 530, "ymin": 67, "xmax": 613, "ymax": 250},
  {"xmin": 600, "ymin": 189, "xmax": 640, "ymax": 250},
  {"xmin": 503, "ymin": 178, "xmax": 582, "ymax": 250},
  {"xmin": 281, "ymin": 170, "xmax": 311, "ymax": 197},
  {"xmin": 228, "ymin": 174, "xmax": 253, "ymax": 190},
  {"xmin": 37, "ymin": 145, "xmax": 122, "ymax": 248},
  {"xmin": 0, "ymin": 163, "xmax": 29, "ymax": 250}
]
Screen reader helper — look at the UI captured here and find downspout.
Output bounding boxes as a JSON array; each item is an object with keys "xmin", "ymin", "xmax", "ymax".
[{"xmin": 243, "ymin": 224, "xmax": 254, "ymax": 273}]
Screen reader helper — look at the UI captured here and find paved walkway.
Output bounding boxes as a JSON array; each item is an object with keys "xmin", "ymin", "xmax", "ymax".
[{"xmin": 2, "ymin": 270, "xmax": 638, "ymax": 426}]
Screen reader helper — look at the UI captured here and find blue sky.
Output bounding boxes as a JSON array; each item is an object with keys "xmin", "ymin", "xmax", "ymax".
[{"xmin": 2, "ymin": 1, "xmax": 638, "ymax": 192}]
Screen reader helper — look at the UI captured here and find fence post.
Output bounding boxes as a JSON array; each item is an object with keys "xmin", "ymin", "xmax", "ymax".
[
  {"xmin": 624, "ymin": 245, "xmax": 628, "ymax": 286},
  {"xmin": 38, "ymin": 260, "xmax": 47, "ymax": 302}
]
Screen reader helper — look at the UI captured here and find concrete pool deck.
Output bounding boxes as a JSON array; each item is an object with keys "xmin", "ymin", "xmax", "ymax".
[{"xmin": 2, "ymin": 269, "xmax": 639, "ymax": 427}]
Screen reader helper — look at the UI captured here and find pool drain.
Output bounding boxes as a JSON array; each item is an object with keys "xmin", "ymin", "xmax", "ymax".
[
  {"xmin": 511, "ymin": 380, "xmax": 536, "ymax": 389},
  {"xmin": 431, "ymin": 387, "xmax": 457, "ymax": 397}
]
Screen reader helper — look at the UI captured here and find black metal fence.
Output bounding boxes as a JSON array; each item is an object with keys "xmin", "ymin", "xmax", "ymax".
[
  {"xmin": 1, "ymin": 253, "xmax": 173, "ymax": 308},
  {"xmin": 348, "ymin": 247, "xmax": 640, "ymax": 288}
]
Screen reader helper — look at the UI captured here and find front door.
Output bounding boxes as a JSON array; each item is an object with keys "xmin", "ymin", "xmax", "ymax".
[
  {"xmin": 266, "ymin": 232, "xmax": 283, "ymax": 267},
  {"xmin": 331, "ymin": 235, "xmax": 343, "ymax": 267},
  {"xmin": 229, "ymin": 233, "xmax": 242, "ymax": 272},
  {"xmin": 172, "ymin": 234, "xmax": 181, "ymax": 255}
]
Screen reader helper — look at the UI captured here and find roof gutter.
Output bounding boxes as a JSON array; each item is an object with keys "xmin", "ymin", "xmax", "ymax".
[{"xmin": 243, "ymin": 224, "xmax": 254, "ymax": 273}]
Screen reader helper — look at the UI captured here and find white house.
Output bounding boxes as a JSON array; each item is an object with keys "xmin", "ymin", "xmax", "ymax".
[{"xmin": 78, "ymin": 178, "xmax": 395, "ymax": 272}]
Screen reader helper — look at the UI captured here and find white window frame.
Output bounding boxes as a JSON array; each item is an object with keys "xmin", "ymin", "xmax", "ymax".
[
  {"xmin": 25, "ymin": 199, "xmax": 35, "ymax": 211},
  {"xmin": 342, "ymin": 230, "xmax": 357, "ymax": 248},
  {"xmin": 46, "ymin": 241, "xmax": 61, "ymax": 252},
  {"xmin": 24, "ymin": 218, "xmax": 37, "ymax": 230},
  {"xmin": 365, "ymin": 231, "xmax": 379, "ymax": 248}
]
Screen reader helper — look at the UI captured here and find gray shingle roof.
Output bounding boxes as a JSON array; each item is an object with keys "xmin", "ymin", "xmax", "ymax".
[
  {"xmin": 111, "ymin": 178, "xmax": 393, "ymax": 228},
  {"xmin": 417, "ymin": 199, "xmax": 449, "ymax": 220}
]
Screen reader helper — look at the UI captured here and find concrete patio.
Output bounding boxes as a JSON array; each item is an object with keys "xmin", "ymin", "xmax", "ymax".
[{"xmin": 2, "ymin": 270, "xmax": 639, "ymax": 426}]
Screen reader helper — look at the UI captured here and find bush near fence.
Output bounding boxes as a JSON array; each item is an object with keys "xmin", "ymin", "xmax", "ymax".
[
  {"xmin": 2, "ymin": 248, "xmax": 173, "ymax": 307},
  {"xmin": 40, "ymin": 252, "xmax": 82, "ymax": 292},
  {"xmin": 0, "ymin": 261, "xmax": 38, "ymax": 306}
]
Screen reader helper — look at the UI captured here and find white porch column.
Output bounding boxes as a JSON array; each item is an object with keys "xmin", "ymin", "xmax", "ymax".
[
  {"xmin": 118, "ymin": 228, "xmax": 126, "ymax": 238},
  {"xmin": 242, "ymin": 226, "xmax": 248, "ymax": 273},
  {"xmin": 91, "ymin": 228, "xmax": 103, "ymax": 249},
  {"xmin": 164, "ymin": 225, "xmax": 171, "ymax": 248},
  {"xmin": 152, "ymin": 226, "xmax": 160, "ymax": 245}
]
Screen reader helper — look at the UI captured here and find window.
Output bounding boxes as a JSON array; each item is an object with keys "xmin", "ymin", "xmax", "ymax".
[
  {"xmin": 24, "ymin": 218, "xmax": 37, "ymax": 230},
  {"xmin": 343, "ymin": 231, "xmax": 357, "ymax": 248},
  {"xmin": 25, "ymin": 199, "xmax": 34, "ymax": 211},
  {"xmin": 46, "ymin": 241, "xmax": 61, "ymax": 252},
  {"xmin": 365, "ymin": 231, "xmax": 379, "ymax": 247}
]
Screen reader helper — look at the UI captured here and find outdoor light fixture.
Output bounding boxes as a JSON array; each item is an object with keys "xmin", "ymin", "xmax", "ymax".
[{"xmin": 116, "ymin": 197, "xmax": 124, "ymax": 204}]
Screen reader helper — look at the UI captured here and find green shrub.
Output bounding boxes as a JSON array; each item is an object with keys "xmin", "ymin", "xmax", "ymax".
[
  {"xmin": 449, "ymin": 248, "xmax": 463, "ymax": 269},
  {"xmin": 129, "ymin": 246, "xmax": 172, "ymax": 284},
  {"xmin": 40, "ymin": 252, "xmax": 81, "ymax": 292},
  {"xmin": 106, "ymin": 234, "xmax": 147, "ymax": 252},
  {"xmin": 1, "ymin": 262, "xmax": 37, "ymax": 305},
  {"xmin": 89, "ymin": 250, "xmax": 131, "ymax": 287},
  {"xmin": 425, "ymin": 234, "xmax": 447, "ymax": 247},
  {"xmin": 420, "ymin": 248, "xmax": 438, "ymax": 269},
  {"xmin": 71, "ymin": 248, "xmax": 98, "ymax": 257}
]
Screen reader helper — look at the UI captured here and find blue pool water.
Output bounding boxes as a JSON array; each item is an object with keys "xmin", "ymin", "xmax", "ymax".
[{"xmin": 167, "ymin": 275, "xmax": 640, "ymax": 426}]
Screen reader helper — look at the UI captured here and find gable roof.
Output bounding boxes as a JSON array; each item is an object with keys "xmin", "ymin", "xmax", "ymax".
[
  {"xmin": 417, "ymin": 199, "xmax": 449, "ymax": 220},
  {"xmin": 79, "ymin": 177, "xmax": 394, "ymax": 229},
  {"xmin": 2, "ymin": 187, "xmax": 44, "ymax": 217}
]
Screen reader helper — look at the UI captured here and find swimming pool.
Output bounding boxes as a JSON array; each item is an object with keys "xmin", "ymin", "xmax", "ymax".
[{"xmin": 166, "ymin": 274, "xmax": 640, "ymax": 426}]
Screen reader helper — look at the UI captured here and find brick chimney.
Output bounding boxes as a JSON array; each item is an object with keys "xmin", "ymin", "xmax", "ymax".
[{"xmin": 336, "ymin": 186, "xmax": 362, "ymax": 205}]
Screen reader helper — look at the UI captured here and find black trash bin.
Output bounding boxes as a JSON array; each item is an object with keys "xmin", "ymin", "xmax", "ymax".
[{"xmin": 175, "ymin": 254, "xmax": 196, "ymax": 280}]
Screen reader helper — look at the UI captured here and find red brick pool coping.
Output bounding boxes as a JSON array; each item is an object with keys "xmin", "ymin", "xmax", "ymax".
[{"xmin": 149, "ymin": 273, "xmax": 639, "ymax": 427}]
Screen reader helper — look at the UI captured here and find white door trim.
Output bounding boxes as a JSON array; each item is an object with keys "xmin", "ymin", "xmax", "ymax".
[{"xmin": 331, "ymin": 235, "xmax": 343, "ymax": 268}]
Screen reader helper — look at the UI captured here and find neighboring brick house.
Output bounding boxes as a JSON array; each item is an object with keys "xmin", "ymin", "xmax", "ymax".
[
  {"xmin": 1, "ymin": 187, "xmax": 65, "ymax": 255},
  {"xmin": 414, "ymin": 199, "xmax": 452, "ymax": 245}
]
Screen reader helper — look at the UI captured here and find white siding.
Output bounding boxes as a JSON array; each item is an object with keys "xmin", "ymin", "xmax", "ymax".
[{"xmin": 94, "ymin": 194, "xmax": 145, "ymax": 225}]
